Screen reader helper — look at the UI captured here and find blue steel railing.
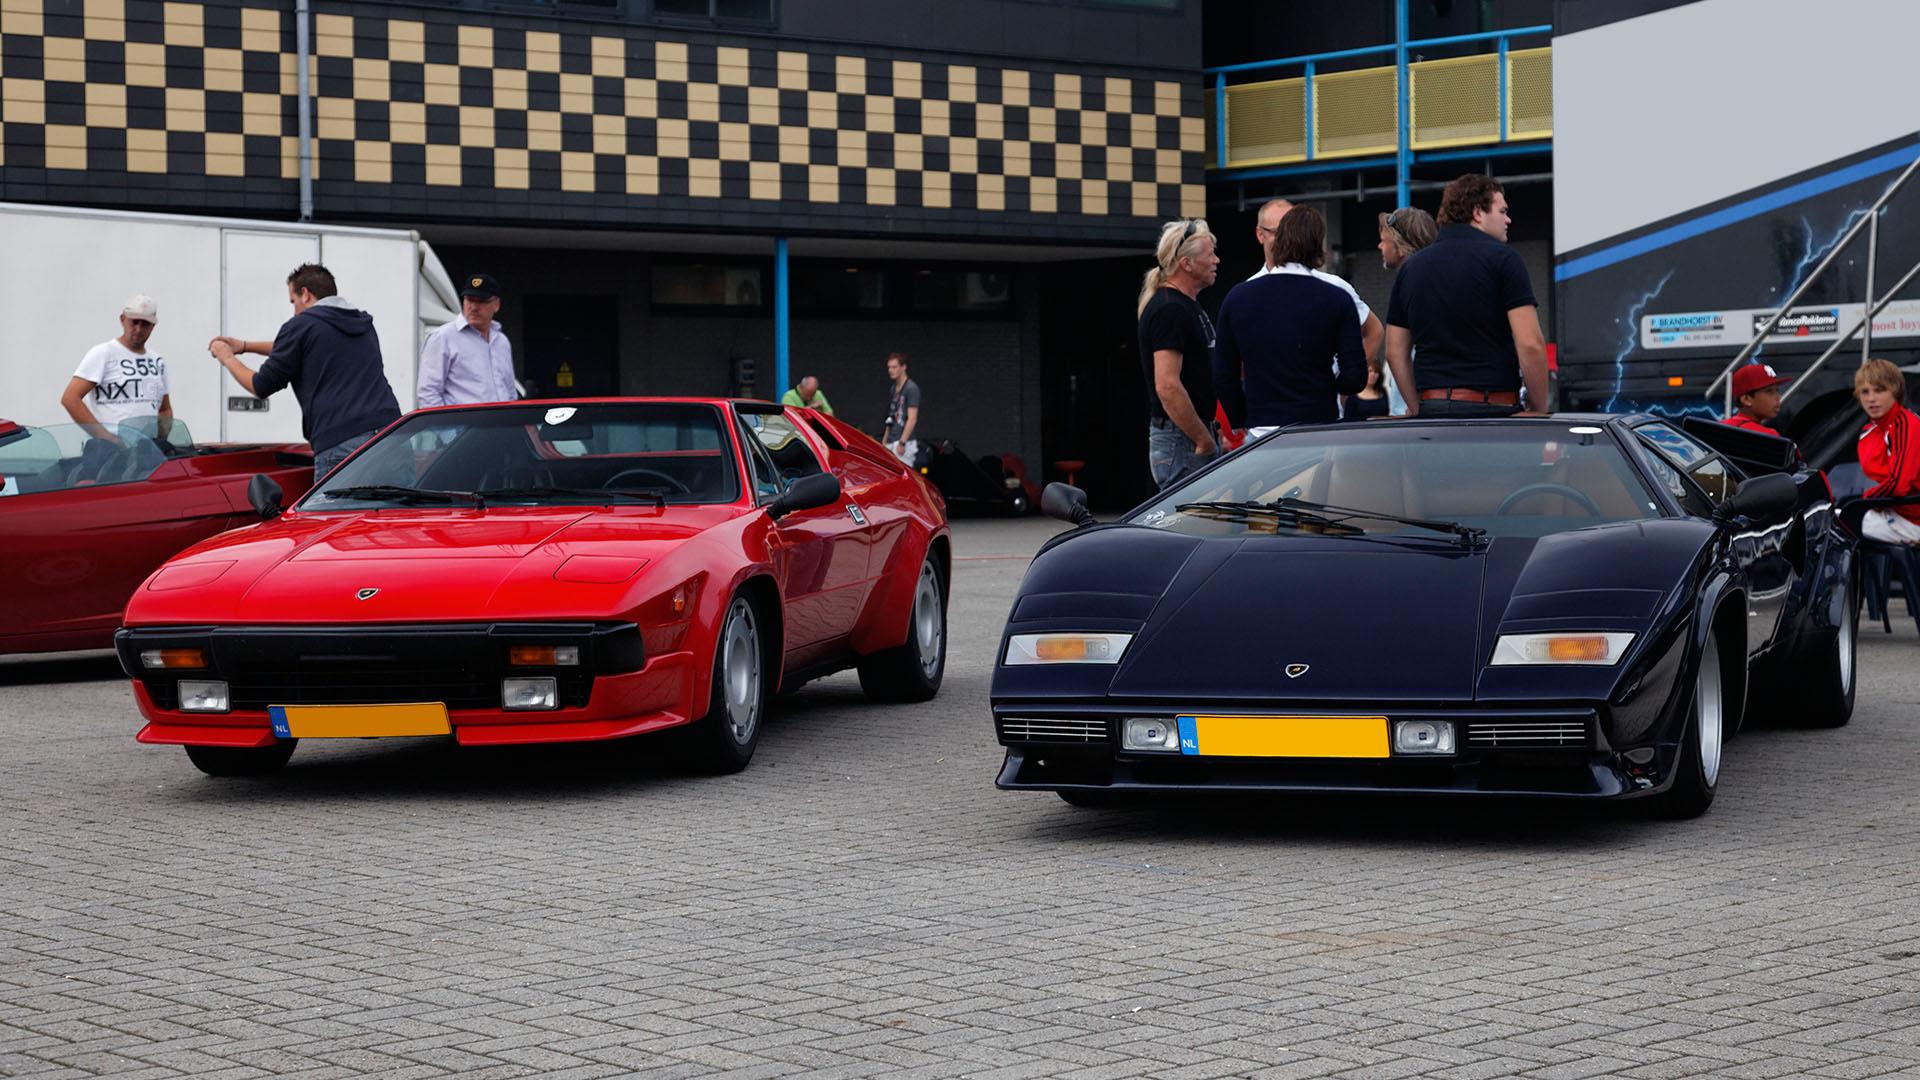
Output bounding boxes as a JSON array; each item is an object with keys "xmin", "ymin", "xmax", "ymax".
[{"xmin": 1206, "ymin": 9, "xmax": 1552, "ymax": 205}]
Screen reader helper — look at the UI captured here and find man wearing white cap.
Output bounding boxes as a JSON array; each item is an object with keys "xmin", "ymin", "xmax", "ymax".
[{"xmin": 62, "ymin": 295, "xmax": 171, "ymax": 444}]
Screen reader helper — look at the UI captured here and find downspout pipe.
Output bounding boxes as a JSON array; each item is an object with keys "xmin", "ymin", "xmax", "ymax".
[{"xmin": 296, "ymin": 0, "xmax": 313, "ymax": 222}]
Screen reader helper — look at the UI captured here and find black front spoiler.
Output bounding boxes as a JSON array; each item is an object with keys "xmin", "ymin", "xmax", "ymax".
[{"xmin": 996, "ymin": 746, "xmax": 1658, "ymax": 800}]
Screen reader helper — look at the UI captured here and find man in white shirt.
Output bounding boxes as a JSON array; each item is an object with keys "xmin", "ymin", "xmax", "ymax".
[
  {"xmin": 62, "ymin": 294, "xmax": 171, "ymax": 444},
  {"xmin": 417, "ymin": 272, "xmax": 517, "ymax": 408},
  {"xmin": 1248, "ymin": 198, "xmax": 1390, "ymax": 413}
]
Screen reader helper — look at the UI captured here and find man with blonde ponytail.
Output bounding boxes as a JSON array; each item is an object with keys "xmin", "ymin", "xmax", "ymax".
[{"xmin": 1137, "ymin": 218, "xmax": 1223, "ymax": 489}]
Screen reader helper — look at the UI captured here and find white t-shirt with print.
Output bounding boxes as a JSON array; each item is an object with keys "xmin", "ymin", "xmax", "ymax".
[{"xmin": 74, "ymin": 339, "xmax": 168, "ymax": 430}]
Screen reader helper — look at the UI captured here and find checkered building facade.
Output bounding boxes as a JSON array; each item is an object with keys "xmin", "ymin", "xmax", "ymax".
[{"xmin": 0, "ymin": 0, "xmax": 1207, "ymax": 242}]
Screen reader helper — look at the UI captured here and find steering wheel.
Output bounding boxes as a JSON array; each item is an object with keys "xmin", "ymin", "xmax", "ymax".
[
  {"xmin": 1497, "ymin": 482, "xmax": 1603, "ymax": 517},
  {"xmin": 605, "ymin": 467, "xmax": 690, "ymax": 494}
]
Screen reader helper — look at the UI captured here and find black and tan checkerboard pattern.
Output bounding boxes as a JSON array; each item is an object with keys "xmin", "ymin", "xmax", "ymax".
[{"xmin": 0, "ymin": 0, "xmax": 1206, "ymax": 230}]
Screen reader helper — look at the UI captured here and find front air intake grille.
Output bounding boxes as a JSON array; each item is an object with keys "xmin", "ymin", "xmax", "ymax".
[
  {"xmin": 998, "ymin": 717, "xmax": 1110, "ymax": 743},
  {"xmin": 1466, "ymin": 719, "xmax": 1590, "ymax": 748}
]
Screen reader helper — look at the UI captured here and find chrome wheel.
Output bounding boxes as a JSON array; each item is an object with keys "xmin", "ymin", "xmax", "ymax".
[
  {"xmin": 912, "ymin": 560, "xmax": 944, "ymax": 678},
  {"xmin": 721, "ymin": 598, "xmax": 761, "ymax": 745},
  {"xmin": 1695, "ymin": 640, "xmax": 1723, "ymax": 788}
]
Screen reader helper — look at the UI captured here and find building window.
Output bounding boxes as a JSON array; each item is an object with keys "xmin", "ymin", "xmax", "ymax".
[
  {"xmin": 653, "ymin": 0, "xmax": 775, "ymax": 20},
  {"xmin": 792, "ymin": 266, "xmax": 889, "ymax": 314},
  {"xmin": 651, "ymin": 265, "xmax": 765, "ymax": 308},
  {"xmin": 911, "ymin": 269, "xmax": 1012, "ymax": 313}
]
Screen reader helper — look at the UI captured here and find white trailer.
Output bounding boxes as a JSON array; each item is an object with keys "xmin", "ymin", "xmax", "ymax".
[{"xmin": 0, "ymin": 202, "xmax": 461, "ymax": 445}]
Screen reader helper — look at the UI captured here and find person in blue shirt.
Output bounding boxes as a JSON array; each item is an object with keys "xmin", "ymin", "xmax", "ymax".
[
  {"xmin": 1215, "ymin": 205, "xmax": 1367, "ymax": 438},
  {"xmin": 1384, "ymin": 174, "xmax": 1548, "ymax": 417}
]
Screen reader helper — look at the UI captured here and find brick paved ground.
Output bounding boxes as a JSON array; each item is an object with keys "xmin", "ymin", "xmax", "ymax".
[{"xmin": 2, "ymin": 517, "xmax": 1918, "ymax": 1078}]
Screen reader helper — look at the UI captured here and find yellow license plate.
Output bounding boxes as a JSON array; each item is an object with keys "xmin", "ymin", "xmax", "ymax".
[
  {"xmin": 1177, "ymin": 715, "xmax": 1388, "ymax": 758},
  {"xmin": 269, "ymin": 703, "xmax": 451, "ymax": 739}
]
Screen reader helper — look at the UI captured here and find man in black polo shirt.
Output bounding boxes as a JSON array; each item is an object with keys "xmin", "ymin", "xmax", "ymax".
[
  {"xmin": 1384, "ymin": 174, "xmax": 1548, "ymax": 417},
  {"xmin": 1136, "ymin": 218, "xmax": 1222, "ymax": 489}
]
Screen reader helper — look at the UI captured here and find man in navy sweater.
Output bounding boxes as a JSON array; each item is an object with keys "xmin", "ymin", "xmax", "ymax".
[
  {"xmin": 209, "ymin": 263, "xmax": 403, "ymax": 476},
  {"xmin": 1215, "ymin": 206, "xmax": 1367, "ymax": 438}
]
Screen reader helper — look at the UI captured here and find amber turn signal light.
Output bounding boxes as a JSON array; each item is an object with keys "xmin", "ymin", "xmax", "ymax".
[
  {"xmin": 140, "ymin": 648, "xmax": 207, "ymax": 669},
  {"xmin": 509, "ymin": 645, "xmax": 581, "ymax": 666}
]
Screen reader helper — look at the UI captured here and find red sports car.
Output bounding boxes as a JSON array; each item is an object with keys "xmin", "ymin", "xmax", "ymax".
[
  {"xmin": 0, "ymin": 417, "xmax": 314, "ymax": 655},
  {"xmin": 117, "ymin": 398, "xmax": 950, "ymax": 777}
]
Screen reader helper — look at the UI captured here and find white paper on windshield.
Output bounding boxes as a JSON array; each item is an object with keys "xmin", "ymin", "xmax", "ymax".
[{"xmin": 545, "ymin": 407, "xmax": 577, "ymax": 425}]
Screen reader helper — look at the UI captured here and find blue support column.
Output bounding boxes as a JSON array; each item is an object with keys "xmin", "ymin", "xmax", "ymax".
[
  {"xmin": 1497, "ymin": 35, "xmax": 1509, "ymax": 142},
  {"xmin": 1214, "ymin": 73, "xmax": 1227, "ymax": 168},
  {"xmin": 1303, "ymin": 60, "xmax": 1316, "ymax": 160},
  {"xmin": 1395, "ymin": 0, "xmax": 1410, "ymax": 205},
  {"xmin": 774, "ymin": 236, "xmax": 789, "ymax": 401}
]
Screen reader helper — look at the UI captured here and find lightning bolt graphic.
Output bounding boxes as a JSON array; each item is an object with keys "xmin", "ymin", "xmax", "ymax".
[
  {"xmin": 1603, "ymin": 269, "xmax": 1679, "ymax": 413},
  {"xmin": 1756, "ymin": 204, "xmax": 1875, "ymax": 361}
]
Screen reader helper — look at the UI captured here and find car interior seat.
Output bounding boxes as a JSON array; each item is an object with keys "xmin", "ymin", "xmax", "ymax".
[{"xmin": 477, "ymin": 465, "xmax": 554, "ymax": 492}]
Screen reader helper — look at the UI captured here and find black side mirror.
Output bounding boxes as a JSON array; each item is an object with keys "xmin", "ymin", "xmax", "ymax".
[
  {"xmin": 248, "ymin": 473, "xmax": 284, "ymax": 519},
  {"xmin": 1717, "ymin": 472, "xmax": 1797, "ymax": 525},
  {"xmin": 1041, "ymin": 482, "xmax": 1096, "ymax": 527},
  {"xmin": 770, "ymin": 472, "xmax": 842, "ymax": 520}
]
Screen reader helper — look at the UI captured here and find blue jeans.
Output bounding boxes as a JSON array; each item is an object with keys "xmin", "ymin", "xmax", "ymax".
[
  {"xmin": 313, "ymin": 429, "xmax": 380, "ymax": 478},
  {"xmin": 1147, "ymin": 420, "xmax": 1218, "ymax": 490}
]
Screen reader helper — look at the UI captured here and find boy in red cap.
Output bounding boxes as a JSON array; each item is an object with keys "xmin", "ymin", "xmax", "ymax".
[
  {"xmin": 1723, "ymin": 362, "xmax": 1790, "ymax": 432},
  {"xmin": 1855, "ymin": 358, "xmax": 1920, "ymax": 545}
]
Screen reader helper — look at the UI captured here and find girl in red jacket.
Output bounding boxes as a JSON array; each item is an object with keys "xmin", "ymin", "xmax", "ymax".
[{"xmin": 1855, "ymin": 358, "xmax": 1920, "ymax": 545}]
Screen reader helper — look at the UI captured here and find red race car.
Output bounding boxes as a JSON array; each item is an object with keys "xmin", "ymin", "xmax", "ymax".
[
  {"xmin": 117, "ymin": 398, "xmax": 950, "ymax": 777},
  {"xmin": 0, "ymin": 417, "xmax": 314, "ymax": 655}
]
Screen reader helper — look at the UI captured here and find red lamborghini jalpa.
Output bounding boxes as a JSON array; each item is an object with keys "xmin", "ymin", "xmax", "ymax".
[{"xmin": 117, "ymin": 399, "xmax": 950, "ymax": 777}]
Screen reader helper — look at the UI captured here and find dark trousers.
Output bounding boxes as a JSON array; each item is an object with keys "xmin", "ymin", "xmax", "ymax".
[{"xmin": 1418, "ymin": 399, "xmax": 1519, "ymax": 418}]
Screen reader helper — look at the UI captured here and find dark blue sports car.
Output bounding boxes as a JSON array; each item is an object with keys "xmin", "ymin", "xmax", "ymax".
[{"xmin": 993, "ymin": 415, "xmax": 1856, "ymax": 818}]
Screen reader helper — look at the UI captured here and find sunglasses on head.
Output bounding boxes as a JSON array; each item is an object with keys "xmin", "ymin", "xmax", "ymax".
[{"xmin": 1180, "ymin": 218, "xmax": 1199, "ymax": 243}]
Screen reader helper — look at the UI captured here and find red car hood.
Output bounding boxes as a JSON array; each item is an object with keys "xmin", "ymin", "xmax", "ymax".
[{"xmin": 125, "ymin": 505, "xmax": 743, "ymax": 625}]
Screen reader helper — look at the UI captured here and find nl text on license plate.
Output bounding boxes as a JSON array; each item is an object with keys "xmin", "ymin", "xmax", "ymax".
[
  {"xmin": 1175, "ymin": 715, "xmax": 1388, "ymax": 758},
  {"xmin": 269, "ymin": 703, "xmax": 451, "ymax": 739}
]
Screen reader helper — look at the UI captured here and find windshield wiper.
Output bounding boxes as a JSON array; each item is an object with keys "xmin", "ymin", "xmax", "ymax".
[
  {"xmin": 1174, "ymin": 500, "xmax": 1367, "ymax": 537},
  {"xmin": 321, "ymin": 484, "xmax": 483, "ymax": 508},
  {"xmin": 472, "ymin": 485, "xmax": 668, "ymax": 507},
  {"xmin": 1273, "ymin": 497, "xmax": 1486, "ymax": 548}
]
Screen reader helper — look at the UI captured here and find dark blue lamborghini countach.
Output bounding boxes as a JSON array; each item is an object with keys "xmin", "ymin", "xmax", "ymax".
[{"xmin": 992, "ymin": 416, "xmax": 1857, "ymax": 818}]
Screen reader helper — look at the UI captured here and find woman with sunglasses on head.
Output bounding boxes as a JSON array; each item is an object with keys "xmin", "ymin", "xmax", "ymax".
[
  {"xmin": 1137, "ymin": 218, "xmax": 1223, "ymax": 490},
  {"xmin": 1374, "ymin": 206, "xmax": 1437, "ymax": 416}
]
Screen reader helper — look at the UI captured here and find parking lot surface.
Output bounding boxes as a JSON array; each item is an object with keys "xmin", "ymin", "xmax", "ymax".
[{"xmin": 3, "ymin": 516, "xmax": 1919, "ymax": 1079}]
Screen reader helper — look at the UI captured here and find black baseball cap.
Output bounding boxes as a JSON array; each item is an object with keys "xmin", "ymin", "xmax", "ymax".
[{"xmin": 460, "ymin": 272, "xmax": 500, "ymax": 300}]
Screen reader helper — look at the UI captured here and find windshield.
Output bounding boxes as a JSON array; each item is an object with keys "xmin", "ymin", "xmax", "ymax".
[
  {"xmin": 0, "ymin": 418, "xmax": 195, "ymax": 496},
  {"xmin": 1131, "ymin": 423, "xmax": 1662, "ymax": 539},
  {"xmin": 297, "ymin": 403, "xmax": 741, "ymax": 510}
]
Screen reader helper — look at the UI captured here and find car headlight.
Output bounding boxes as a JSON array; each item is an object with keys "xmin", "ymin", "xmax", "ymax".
[
  {"xmin": 1490, "ymin": 632, "xmax": 1635, "ymax": 666},
  {"xmin": 1003, "ymin": 632, "xmax": 1133, "ymax": 665}
]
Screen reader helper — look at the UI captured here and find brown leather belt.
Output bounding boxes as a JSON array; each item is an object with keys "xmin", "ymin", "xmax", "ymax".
[{"xmin": 1420, "ymin": 388, "xmax": 1519, "ymax": 405}]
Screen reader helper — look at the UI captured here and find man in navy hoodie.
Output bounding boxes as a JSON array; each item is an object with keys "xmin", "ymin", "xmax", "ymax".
[{"xmin": 209, "ymin": 264, "xmax": 403, "ymax": 476}]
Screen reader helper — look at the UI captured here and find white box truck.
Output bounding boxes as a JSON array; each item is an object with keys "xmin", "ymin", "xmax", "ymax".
[{"xmin": 1, "ymin": 202, "xmax": 461, "ymax": 446}]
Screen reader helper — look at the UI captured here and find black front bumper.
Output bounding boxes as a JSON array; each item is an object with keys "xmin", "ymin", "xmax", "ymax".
[
  {"xmin": 993, "ymin": 704, "xmax": 1661, "ymax": 800},
  {"xmin": 116, "ymin": 622, "xmax": 644, "ymax": 711}
]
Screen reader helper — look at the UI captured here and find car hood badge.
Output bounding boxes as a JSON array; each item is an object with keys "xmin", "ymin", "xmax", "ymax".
[
  {"xmin": 1285, "ymin": 664, "xmax": 1309, "ymax": 678},
  {"xmin": 356, "ymin": 588, "xmax": 379, "ymax": 601}
]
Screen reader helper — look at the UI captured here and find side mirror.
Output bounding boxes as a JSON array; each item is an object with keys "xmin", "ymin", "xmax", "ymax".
[
  {"xmin": 1717, "ymin": 472, "xmax": 1797, "ymax": 525},
  {"xmin": 1041, "ymin": 482, "xmax": 1096, "ymax": 528},
  {"xmin": 770, "ymin": 472, "xmax": 842, "ymax": 520},
  {"xmin": 247, "ymin": 473, "xmax": 285, "ymax": 519}
]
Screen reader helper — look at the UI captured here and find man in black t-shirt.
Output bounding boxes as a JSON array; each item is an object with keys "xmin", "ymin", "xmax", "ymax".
[
  {"xmin": 1136, "ymin": 218, "xmax": 1222, "ymax": 489},
  {"xmin": 1384, "ymin": 174, "xmax": 1548, "ymax": 418}
]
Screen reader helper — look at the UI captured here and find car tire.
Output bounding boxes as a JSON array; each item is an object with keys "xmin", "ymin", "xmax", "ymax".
[
  {"xmin": 1652, "ymin": 630, "xmax": 1724, "ymax": 820},
  {"xmin": 1798, "ymin": 573, "xmax": 1858, "ymax": 728},
  {"xmin": 184, "ymin": 741, "xmax": 296, "ymax": 777},
  {"xmin": 684, "ymin": 592, "xmax": 767, "ymax": 774},
  {"xmin": 857, "ymin": 554, "xmax": 947, "ymax": 703}
]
